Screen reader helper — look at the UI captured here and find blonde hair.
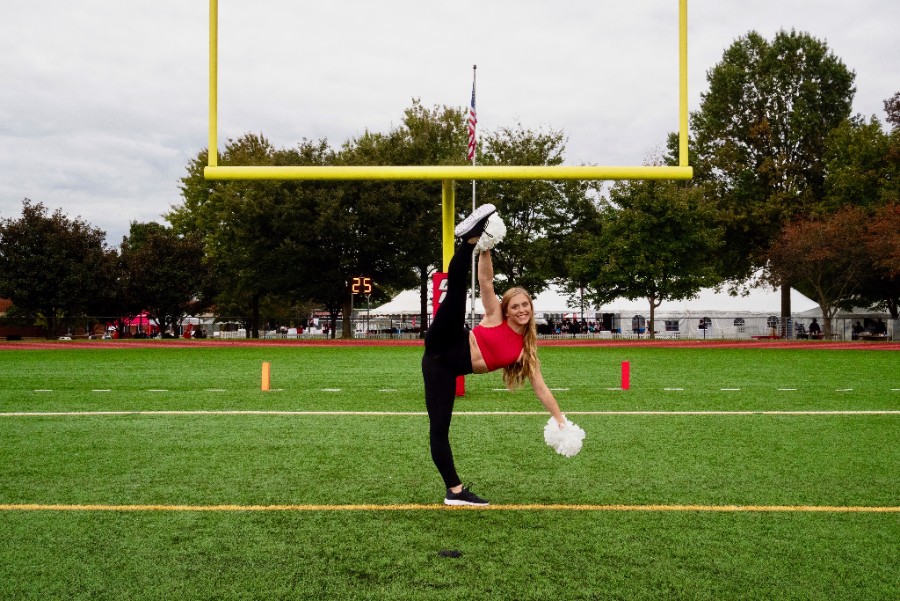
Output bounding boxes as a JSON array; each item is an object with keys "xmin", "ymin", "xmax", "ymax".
[{"xmin": 500, "ymin": 287, "xmax": 539, "ymax": 390}]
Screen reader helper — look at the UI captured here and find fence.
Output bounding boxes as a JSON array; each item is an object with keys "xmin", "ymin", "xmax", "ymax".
[
  {"xmin": 532, "ymin": 314, "xmax": 894, "ymax": 341},
  {"xmin": 1, "ymin": 315, "xmax": 894, "ymax": 342}
]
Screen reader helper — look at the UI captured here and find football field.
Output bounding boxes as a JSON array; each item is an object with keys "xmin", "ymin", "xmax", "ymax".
[{"xmin": 0, "ymin": 343, "xmax": 897, "ymax": 600}]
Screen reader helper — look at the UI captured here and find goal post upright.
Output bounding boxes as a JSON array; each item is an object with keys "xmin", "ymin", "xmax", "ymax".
[
  {"xmin": 208, "ymin": 0, "xmax": 218, "ymax": 168},
  {"xmin": 679, "ymin": 0, "xmax": 689, "ymax": 167},
  {"xmin": 441, "ymin": 181, "xmax": 455, "ymax": 271}
]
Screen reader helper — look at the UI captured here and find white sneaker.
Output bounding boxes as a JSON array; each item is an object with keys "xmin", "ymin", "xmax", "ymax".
[{"xmin": 454, "ymin": 204, "xmax": 497, "ymax": 239}]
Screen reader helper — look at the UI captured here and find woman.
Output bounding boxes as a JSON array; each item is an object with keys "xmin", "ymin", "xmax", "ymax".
[{"xmin": 423, "ymin": 204, "xmax": 569, "ymax": 506}]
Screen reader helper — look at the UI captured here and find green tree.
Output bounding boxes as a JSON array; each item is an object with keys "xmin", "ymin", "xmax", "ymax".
[
  {"xmin": 371, "ymin": 100, "xmax": 469, "ymax": 335},
  {"xmin": 119, "ymin": 222, "xmax": 206, "ymax": 337},
  {"xmin": 172, "ymin": 110, "xmax": 453, "ymax": 339},
  {"xmin": 0, "ymin": 200, "xmax": 116, "ymax": 337},
  {"xmin": 170, "ymin": 134, "xmax": 326, "ymax": 338},
  {"xmin": 691, "ymin": 29, "xmax": 855, "ymax": 328},
  {"xmin": 476, "ymin": 124, "xmax": 600, "ymax": 295},
  {"xmin": 304, "ymin": 100, "xmax": 466, "ymax": 337},
  {"xmin": 884, "ymin": 92, "xmax": 900, "ymax": 128},
  {"xmin": 569, "ymin": 180, "xmax": 722, "ymax": 338},
  {"xmin": 823, "ymin": 116, "xmax": 898, "ymax": 211},
  {"xmin": 334, "ymin": 100, "xmax": 470, "ymax": 337}
]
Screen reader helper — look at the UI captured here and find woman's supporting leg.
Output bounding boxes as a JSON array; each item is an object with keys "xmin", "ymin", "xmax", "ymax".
[{"xmin": 422, "ymin": 352, "xmax": 461, "ymax": 489}]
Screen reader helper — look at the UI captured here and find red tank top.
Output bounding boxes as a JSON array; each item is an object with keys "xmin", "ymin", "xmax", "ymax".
[{"xmin": 472, "ymin": 321, "xmax": 525, "ymax": 372}]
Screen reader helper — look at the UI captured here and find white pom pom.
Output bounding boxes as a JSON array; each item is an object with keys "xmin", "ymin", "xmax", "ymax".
[
  {"xmin": 475, "ymin": 214, "xmax": 507, "ymax": 251},
  {"xmin": 543, "ymin": 415, "xmax": 586, "ymax": 457}
]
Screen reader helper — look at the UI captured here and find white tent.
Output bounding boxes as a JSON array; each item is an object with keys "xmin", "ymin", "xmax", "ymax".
[
  {"xmin": 593, "ymin": 287, "xmax": 818, "ymax": 338},
  {"xmin": 372, "ymin": 284, "xmax": 819, "ymax": 338},
  {"xmin": 596, "ymin": 287, "xmax": 818, "ymax": 316},
  {"xmin": 373, "ymin": 284, "xmax": 816, "ymax": 316},
  {"xmin": 371, "ymin": 289, "xmax": 490, "ymax": 317}
]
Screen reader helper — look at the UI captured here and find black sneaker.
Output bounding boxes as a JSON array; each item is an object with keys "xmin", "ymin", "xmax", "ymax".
[
  {"xmin": 444, "ymin": 486, "xmax": 489, "ymax": 506},
  {"xmin": 454, "ymin": 204, "xmax": 497, "ymax": 240}
]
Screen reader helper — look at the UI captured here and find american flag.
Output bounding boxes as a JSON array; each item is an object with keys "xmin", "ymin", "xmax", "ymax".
[{"xmin": 466, "ymin": 82, "xmax": 477, "ymax": 162}]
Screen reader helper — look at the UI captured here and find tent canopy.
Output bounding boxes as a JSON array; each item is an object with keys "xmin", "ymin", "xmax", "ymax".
[{"xmin": 373, "ymin": 284, "xmax": 818, "ymax": 318}]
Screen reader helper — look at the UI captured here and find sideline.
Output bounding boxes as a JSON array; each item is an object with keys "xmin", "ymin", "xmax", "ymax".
[
  {"xmin": 2, "ymin": 410, "xmax": 899, "ymax": 417},
  {"xmin": 1, "ymin": 503, "xmax": 897, "ymax": 513}
]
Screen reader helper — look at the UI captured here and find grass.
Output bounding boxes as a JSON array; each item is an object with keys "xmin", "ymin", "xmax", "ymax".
[
  {"xmin": 3, "ymin": 511, "xmax": 896, "ymax": 600},
  {"xmin": 0, "ymin": 344, "xmax": 897, "ymax": 600},
  {"xmin": 1, "ymin": 345, "xmax": 897, "ymax": 411}
]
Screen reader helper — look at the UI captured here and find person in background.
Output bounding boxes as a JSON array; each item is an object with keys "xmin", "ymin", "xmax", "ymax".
[{"xmin": 808, "ymin": 318, "xmax": 822, "ymax": 337}]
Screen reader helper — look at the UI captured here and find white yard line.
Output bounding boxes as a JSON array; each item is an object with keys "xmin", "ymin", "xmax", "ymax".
[{"xmin": 1, "ymin": 410, "xmax": 898, "ymax": 417}]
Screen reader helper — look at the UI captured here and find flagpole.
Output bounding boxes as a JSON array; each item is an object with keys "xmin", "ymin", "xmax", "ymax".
[{"xmin": 469, "ymin": 64, "xmax": 477, "ymax": 328}]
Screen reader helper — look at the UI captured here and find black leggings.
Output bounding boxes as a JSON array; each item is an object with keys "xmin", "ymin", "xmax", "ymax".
[{"xmin": 422, "ymin": 241, "xmax": 476, "ymax": 489}]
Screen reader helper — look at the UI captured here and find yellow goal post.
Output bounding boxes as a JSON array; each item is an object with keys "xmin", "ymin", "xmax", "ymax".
[{"xmin": 204, "ymin": 0, "xmax": 692, "ymax": 183}]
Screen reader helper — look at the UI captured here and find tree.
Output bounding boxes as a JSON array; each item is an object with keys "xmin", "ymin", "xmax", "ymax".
[
  {"xmin": 884, "ymin": 92, "xmax": 900, "ymax": 129},
  {"xmin": 867, "ymin": 203, "xmax": 900, "ymax": 279},
  {"xmin": 766, "ymin": 206, "xmax": 870, "ymax": 337},
  {"xmin": 390, "ymin": 101, "xmax": 470, "ymax": 336},
  {"xmin": 691, "ymin": 29, "xmax": 856, "ymax": 330},
  {"xmin": 0, "ymin": 200, "xmax": 116, "ymax": 337},
  {"xmin": 568, "ymin": 179, "xmax": 722, "ymax": 338},
  {"xmin": 170, "ymin": 105, "xmax": 596, "ymax": 338},
  {"xmin": 855, "ymin": 202, "xmax": 900, "ymax": 318},
  {"xmin": 171, "ymin": 134, "xmax": 327, "ymax": 338},
  {"xmin": 823, "ymin": 116, "xmax": 898, "ymax": 211},
  {"xmin": 336, "ymin": 100, "xmax": 468, "ymax": 337},
  {"xmin": 119, "ymin": 222, "xmax": 206, "ymax": 337},
  {"xmin": 292, "ymin": 100, "xmax": 504, "ymax": 338},
  {"xmin": 172, "ymin": 110, "xmax": 452, "ymax": 339},
  {"xmin": 818, "ymin": 96, "xmax": 900, "ymax": 318},
  {"xmin": 476, "ymin": 124, "xmax": 600, "ymax": 295}
]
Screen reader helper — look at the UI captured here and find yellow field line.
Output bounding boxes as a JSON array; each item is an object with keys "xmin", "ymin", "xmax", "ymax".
[
  {"xmin": 2, "ymin": 410, "xmax": 899, "ymax": 417},
  {"xmin": 1, "ymin": 503, "xmax": 897, "ymax": 513}
]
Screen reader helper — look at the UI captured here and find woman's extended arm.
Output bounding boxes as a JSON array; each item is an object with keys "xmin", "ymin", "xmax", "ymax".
[
  {"xmin": 478, "ymin": 250, "xmax": 502, "ymax": 325},
  {"xmin": 530, "ymin": 360, "xmax": 565, "ymax": 426}
]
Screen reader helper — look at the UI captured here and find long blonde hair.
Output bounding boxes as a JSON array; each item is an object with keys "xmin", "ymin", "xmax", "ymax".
[{"xmin": 501, "ymin": 287, "xmax": 538, "ymax": 390}]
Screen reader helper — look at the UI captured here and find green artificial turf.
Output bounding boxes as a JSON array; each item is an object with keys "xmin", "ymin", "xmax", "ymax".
[
  {"xmin": 1, "ymin": 511, "xmax": 896, "ymax": 601},
  {"xmin": 0, "ymin": 345, "xmax": 897, "ymax": 412},
  {"xmin": 0, "ymin": 344, "xmax": 897, "ymax": 600}
]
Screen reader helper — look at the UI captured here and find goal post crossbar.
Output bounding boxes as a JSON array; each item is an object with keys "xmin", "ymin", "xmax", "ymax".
[{"xmin": 203, "ymin": 165, "xmax": 694, "ymax": 181}]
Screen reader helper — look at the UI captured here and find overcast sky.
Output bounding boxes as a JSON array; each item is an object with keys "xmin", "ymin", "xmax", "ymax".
[{"xmin": 2, "ymin": 1, "xmax": 897, "ymax": 245}]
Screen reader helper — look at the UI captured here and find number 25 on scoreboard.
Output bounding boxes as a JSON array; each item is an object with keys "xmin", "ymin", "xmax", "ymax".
[{"xmin": 351, "ymin": 276, "xmax": 372, "ymax": 294}]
